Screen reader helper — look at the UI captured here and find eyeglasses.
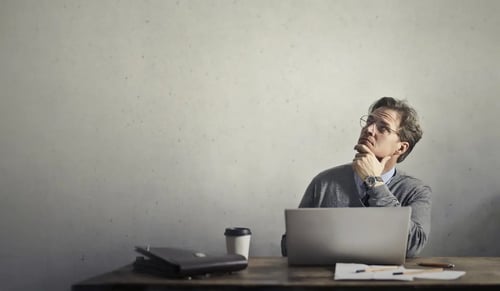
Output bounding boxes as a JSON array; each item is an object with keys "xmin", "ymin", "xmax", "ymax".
[{"xmin": 359, "ymin": 115, "xmax": 400, "ymax": 136}]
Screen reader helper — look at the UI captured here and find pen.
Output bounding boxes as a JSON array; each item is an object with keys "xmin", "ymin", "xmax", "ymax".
[
  {"xmin": 418, "ymin": 262, "xmax": 455, "ymax": 268},
  {"xmin": 393, "ymin": 268, "xmax": 443, "ymax": 275},
  {"xmin": 355, "ymin": 266, "xmax": 399, "ymax": 273}
]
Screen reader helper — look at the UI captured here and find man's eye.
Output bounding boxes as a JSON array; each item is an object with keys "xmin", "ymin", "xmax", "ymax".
[{"xmin": 379, "ymin": 125, "xmax": 390, "ymax": 133}]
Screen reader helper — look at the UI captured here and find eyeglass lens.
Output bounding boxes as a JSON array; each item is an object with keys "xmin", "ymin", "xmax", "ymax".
[{"xmin": 360, "ymin": 115, "xmax": 397, "ymax": 135}]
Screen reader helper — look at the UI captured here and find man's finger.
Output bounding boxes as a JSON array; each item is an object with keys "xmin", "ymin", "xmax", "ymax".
[
  {"xmin": 354, "ymin": 152, "xmax": 367, "ymax": 158},
  {"xmin": 354, "ymin": 144, "xmax": 367, "ymax": 153}
]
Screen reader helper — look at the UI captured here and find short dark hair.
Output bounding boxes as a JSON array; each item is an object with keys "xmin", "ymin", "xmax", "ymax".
[{"xmin": 369, "ymin": 97, "xmax": 423, "ymax": 163}]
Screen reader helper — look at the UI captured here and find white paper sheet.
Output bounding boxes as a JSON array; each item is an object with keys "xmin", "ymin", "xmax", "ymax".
[
  {"xmin": 334, "ymin": 263, "xmax": 466, "ymax": 281},
  {"xmin": 413, "ymin": 270, "xmax": 466, "ymax": 280},
  {"xmin": 334, "ymin": 263, "xmax": 412, "ymax": 281}
]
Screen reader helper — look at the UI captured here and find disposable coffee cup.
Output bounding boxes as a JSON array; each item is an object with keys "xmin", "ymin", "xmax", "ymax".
[{"xmin": 224, "ymin": 227, "xmax": 252, "ymax": 259}]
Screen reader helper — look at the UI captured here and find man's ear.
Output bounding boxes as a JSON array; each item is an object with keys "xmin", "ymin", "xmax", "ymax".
[{"xmin": 396, "ymin": 141, "xmax": 410, "ymax": 155}]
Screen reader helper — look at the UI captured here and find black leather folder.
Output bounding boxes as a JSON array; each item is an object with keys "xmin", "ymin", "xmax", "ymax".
[{"xmin": 133, "ymin": 246, "xmax": 248, "ymax": 278}]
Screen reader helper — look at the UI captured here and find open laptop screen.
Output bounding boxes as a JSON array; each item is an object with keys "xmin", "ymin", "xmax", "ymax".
[{"xmin": 285, "ymin": 207, "xmax": 411, "ymax": 265}]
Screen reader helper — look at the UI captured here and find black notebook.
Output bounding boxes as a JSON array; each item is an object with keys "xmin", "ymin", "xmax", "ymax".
[{"xmin": 133, "ymin": 246, "xmax": 248, "ymax": 278}]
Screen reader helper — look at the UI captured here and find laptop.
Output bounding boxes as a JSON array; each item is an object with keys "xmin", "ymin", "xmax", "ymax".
[{"xmin": 285, "ymin": 207, "xmax": 411, "ymax": 265}]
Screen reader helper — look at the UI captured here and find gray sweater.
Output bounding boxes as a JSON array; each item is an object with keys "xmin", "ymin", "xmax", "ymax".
[{"xmin": 297, "ymin": 163, "xmax": 432, "ymax": 257}]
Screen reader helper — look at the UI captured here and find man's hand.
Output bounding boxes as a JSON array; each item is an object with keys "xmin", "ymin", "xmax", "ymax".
[{"xmin": 352, "ymin": 144, "xmax": 391, "ymax": 180}]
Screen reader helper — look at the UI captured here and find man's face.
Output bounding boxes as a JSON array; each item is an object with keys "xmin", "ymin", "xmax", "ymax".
[{"xmin": 357, "ymin": 107, "xmax": 403, "ymax": 160}]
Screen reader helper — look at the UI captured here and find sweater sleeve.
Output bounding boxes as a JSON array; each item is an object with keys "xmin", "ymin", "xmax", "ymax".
[
  {"xmin": 367, "ymin": 182, "xmax": 432, "ymax": 257},
  {"xmin": 367, "ymin": 184, "xmax": 401, "ymax": 207},
  {"xmin": 298, "ymin": 177, "xmax": 320, "ymax": 207},
  {"xmin": 403, "ymin": 184, "xmax": 432, "ymax": 257}
]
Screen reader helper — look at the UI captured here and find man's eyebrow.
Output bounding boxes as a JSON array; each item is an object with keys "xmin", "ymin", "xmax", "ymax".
[{"xmin": 369, "ymin": 115, "xmax": 389, "ymax": 124}]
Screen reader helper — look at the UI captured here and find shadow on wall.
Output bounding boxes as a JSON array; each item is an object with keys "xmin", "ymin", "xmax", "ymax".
[{"xmin": 446, "ymin": 193, "xmax": 500, "ymax": 256}]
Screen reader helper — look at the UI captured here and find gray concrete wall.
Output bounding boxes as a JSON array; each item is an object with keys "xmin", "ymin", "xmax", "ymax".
[{"xmin": 1, "ymin": 1, "xmax": 499, "ymax": 290}]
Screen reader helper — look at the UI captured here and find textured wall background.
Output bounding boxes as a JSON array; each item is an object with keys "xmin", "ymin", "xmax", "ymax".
[{"xmin": 1, "ymin": 1, "xmax": 499, "ymax": 290}]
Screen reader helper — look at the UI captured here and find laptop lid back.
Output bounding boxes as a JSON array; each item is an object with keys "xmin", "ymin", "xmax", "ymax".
[{"xmin": 285, "ymin": 207, "xmax": 411, "ymax": 265}]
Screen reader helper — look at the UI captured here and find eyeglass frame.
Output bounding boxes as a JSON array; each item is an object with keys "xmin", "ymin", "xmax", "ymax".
[{"xmin": 359, "ymin": 115, "xmax": 401, "ymax": 137}]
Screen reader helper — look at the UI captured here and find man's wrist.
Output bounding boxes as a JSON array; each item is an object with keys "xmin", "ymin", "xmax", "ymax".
[{"xmin": 363, "ymin": 176, "xmax": 383, "ymax": 189}]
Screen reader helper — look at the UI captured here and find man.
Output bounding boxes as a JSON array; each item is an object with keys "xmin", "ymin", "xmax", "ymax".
[{"xmin": 282, "ymin": 97, "xmax": 431, "ymax": 257}]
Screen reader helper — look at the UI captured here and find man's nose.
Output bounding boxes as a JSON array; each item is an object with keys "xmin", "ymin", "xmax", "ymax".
[{"xmin": 366, "ymin": 122, "xmax": 376, "ymax": 135}]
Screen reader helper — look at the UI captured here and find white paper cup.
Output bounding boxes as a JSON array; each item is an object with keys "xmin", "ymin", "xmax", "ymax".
[{"xmin": 224, "ymin": 227, "xmax": 252, "ymax": 259}]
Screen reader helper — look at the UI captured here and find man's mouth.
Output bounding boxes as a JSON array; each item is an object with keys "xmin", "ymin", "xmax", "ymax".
[{"xmin": 358, "ymin": 137, "xmax": 373, "ymax": 146}]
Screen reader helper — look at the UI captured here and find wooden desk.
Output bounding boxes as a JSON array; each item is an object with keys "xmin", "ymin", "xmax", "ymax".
[{"xmin": 73, "ymin": 256, "xmax": 500, "ymax": 290}]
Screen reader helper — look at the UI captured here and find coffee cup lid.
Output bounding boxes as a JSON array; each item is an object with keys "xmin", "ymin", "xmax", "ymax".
[{"xmin": 224, "ymin": 227, "xmax": 251, "ymax": 236}]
